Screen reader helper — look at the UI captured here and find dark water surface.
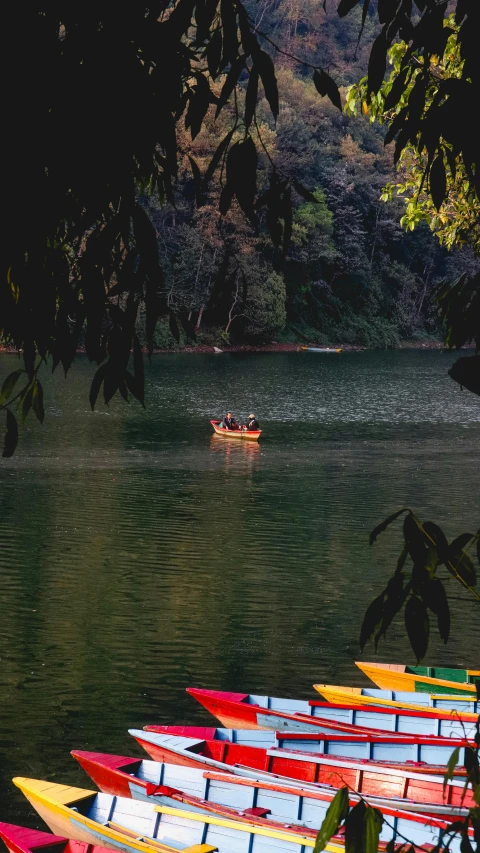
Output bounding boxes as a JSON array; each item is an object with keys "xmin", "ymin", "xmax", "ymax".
[{"xmin": 0, "ymin": 350, "xmax": 479, "ymax": 821}]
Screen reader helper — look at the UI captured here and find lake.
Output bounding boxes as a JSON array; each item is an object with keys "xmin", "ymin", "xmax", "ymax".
[{"xmin": 0, "ymin": 349, "xmax": 479, "ymax": 822}]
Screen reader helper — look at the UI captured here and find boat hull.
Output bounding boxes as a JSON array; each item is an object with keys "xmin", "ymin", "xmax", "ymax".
[
  {"xmin": 130, "ymin": 731, "xmax": 473, "ymax": 809},
  {"xmin": 314, "ymin": 685, "xmax": 480, "ymax": 716},
  {"xmin": 186, "ymin": 687, "xmax": 478, "ymax": 738},
  {"xmin": 356, "ymin": 662, "xmax": 480, "ymax": 695},
  {"xmin": 74, "ymin": 748, "xmax": 472, "ymax": 811},
  {"xmin": 210, "ymin": 421, "xmax": 261, "ymax": 441}
]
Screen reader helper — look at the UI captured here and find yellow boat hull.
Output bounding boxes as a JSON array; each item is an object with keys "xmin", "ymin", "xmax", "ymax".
[
  {"xmin": 313, "ymin": 684, "xmax": 479, "ymax": 718},
  {"xmin": 13, "ymin": 777, "xmax": 344, "ymax": 853},
  {"xmin": 355, "ymin": 662, "xmax": 480, "ymax": 695}
]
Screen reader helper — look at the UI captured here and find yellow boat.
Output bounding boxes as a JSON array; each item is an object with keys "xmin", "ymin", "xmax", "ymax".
[
  {"xmin": 13, "ymin": 777, "xmax": 344, "ymax": 853},
  {"xmin": 355, "ymin": 662, "xmax": 480, "ymax": 696},
  {"xmin": 313, "ymin": 684, "xmax": 480, "ymax": 718}
]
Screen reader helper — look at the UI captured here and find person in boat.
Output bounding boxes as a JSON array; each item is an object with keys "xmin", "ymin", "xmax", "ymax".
[
  {"xmin": 245, "ymin": 413, "xmax": 259, "ymax": 431},
  {"xmin": 221, "ymin": 412, "xmax": 239, "ymax": 430}
]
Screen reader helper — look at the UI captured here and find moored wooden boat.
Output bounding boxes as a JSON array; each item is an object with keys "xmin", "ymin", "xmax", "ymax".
[
  {"xmin": 10, "ymin": 777, "xmax": 344, "ymax": 853},
  {"xmin": 210, "ymin": 421, "xmax": 261, "ymax": 441},
  {"xmin": 313, "ymin": 685, "xmax": 480, "ymax": 716},
  {"xmin": 140, "ymin": 725, "xmax": 470, "ymax": 770},
  {"xmin": 356, "ymin": 662, "xmax": 480, "ymax": 695},
  {"xmin": 301, "ymin": 347, "xmax": 342, "ymax": 353},
  {"xmin": 186, "ymin": 687, "xmax": 477, "ymax": 738},
  {"xmin": 130, "ymin": 731, "xmax": 474, "ymax": 810},
  {"xmin": 73, "ymin": 748, "xmax": 472, "ymax": 813},
  {"xmin": 0, "ymin": 823, "xmax": 112, "ymax": 853}
]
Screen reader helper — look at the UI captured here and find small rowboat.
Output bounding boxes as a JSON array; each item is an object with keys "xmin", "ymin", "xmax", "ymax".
[
  {"xmin": 9, "ymin": 777, "xmax": 343, "ymax": 853},
  {"xmin": 356, "ymin": 662, "xmax": 480, "ymax": 695},
  {"xmin": 313, "ymin": 685, "xmax": 480, "ymax": 716},
  {"xmin": 75, "ymin": 747, "xmax": 473, "ymax": 813},
  {"xmin": 301, "ymin": 347, "xmax": 342, "ymax": 353},
  {"xmin": 186, "ymin": 687, "xmax": 477, "ymax": 738},
  {"xmin": 141, "ymin": 724, "xmax": 470, "ymax": 768},
  {"xmin": 12, "ymin": 776, "xmax": 469, "ymax": 853},
  {"xmin": 210, "ymin": 420, "xmax": 261, "ymax": 441}
]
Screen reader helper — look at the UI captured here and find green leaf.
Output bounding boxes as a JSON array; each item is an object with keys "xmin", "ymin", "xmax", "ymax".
[
  {"xmin": 188, "ymin": 155, "xmax": 203, "ymax": 206},
  {"xmin": 32, "ymin": 380, "xmax": 45, "ymax": 424},
  {"xmin": 403, "ymin": 512, "xmax": 428, "ymax": 564},
  {"xmin": 313, "ymin": 69, "xmax": 342, "ymax": 111},
  {"xmin": 405, "ymin": 595, "xmax": 430, "ymax": 662},
  {"xmin": 369, "ymin": 508, "xmax": 409, "ymax": 545},
  {"xmin": 2, "ymin": 409, "xmax": 19, "ymax": 458},
  {"xmin": 203, "ymin": 128, "xmax": 235, "ymax": 185},
  {"xmin": 292, "ymin": 181, "xmax": 318, "ymax": 203},
  {"xmin": 21, "ymin": 384, "xmax": 34, "ymax": 422},
  {"xmin": 132, "ymin": 333, "xmax": 145, "ymax": 407},
  {"xmin": 423, "ymin": 521, "xmax": 449, "ymax": 563},
  {"xmin": 345, "ymin": 800, "xmax": 367, "ymax": 853},
  {"xmin": 244, "ymin": 65, "xmax": 259, "ymax": 131},
  {"xmin": 443, "ymin": 747, "xmax": 460, "ymax": 795},
  {"xmin": 0, "ymin": 369, "xmax": 24, "ymax": 405},
  {"xmin": 360, "ymin": 592, "xmax": 385, "ymax": 650},
  {"xmin": 430, "ymin": 153, "xmax": 447, "ymax": 211},
  {"xmin": 421, "ymin": 578, "xmax": 450, "ymax": 643},
  {"xmin": 257, "ymin": 50, "xmax": 279, "ymax": 120},
  {"xmin": 364, "ymin": 806, "xmax": 383, "ymax": 853},
  {"xmin": 314, "ymin": 787, "xmax": 349, "ymax": 853},
  {"xmin": 216, "ymin": 55, "xmax": 245, "ymax": 117},
  {"xmin": 89, "ymin": 365, "xmax": 106, "ymax": 411}
]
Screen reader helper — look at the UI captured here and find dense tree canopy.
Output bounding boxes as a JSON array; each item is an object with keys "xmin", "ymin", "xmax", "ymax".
[{"xmin": 1, "ymin": 0, "xmax": 479, "ymax": 457}]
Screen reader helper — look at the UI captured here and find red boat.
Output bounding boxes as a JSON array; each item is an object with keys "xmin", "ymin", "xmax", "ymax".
[
  {"xmin": 185, "ymin": 688, "xmax": 477, "ymax": 738},
  {"xmin": 0, "ymin": 823, "xmax": 110, "ymax": 853},
  {"xmin": 129, "ymin": 729, "xmax": 474, "ymax": 809},
  {"xmin": 72, "ymin": 750, "xmax": 472, "ymax": 829}
]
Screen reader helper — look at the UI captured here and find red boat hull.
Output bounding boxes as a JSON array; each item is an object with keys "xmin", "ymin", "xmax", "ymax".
[{"xmin": 131, "ymin": 734, "xmax": 474, "ymax": 808}]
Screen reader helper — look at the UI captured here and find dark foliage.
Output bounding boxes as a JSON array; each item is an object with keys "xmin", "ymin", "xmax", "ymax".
[{"xmin": 361, "ymin": 509, "xmax": 479, "ymax": 661}]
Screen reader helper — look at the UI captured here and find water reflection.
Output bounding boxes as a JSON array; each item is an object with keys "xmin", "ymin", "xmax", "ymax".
[
  {"xmin": 0, "ymin": 350, "xmax": 479, "ymax": 824},
  {"xmin": 209, "ymin": 435, "xmax": 261, "ymax": 473}
]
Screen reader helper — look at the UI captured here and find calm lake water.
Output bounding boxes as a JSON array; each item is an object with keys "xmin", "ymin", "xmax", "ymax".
[{"xmin": 0, "ymin": 350, "xmax": 479, "ymax": 822}]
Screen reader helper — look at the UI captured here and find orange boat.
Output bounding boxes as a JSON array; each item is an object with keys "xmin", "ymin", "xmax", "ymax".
[{"xmin": 210, "ymin": 419, "xmax": 261, "ymax": 441}]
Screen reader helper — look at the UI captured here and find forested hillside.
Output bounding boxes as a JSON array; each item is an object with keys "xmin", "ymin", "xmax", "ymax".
[{"xmin": 142, "ymin": 0, "xmax": 477, "ymax": 348}]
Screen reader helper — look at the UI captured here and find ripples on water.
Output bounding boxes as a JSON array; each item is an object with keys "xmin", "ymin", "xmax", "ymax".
[{"xmin": 0, "ymin": 351, "xmax": 479, "ymax": 821}]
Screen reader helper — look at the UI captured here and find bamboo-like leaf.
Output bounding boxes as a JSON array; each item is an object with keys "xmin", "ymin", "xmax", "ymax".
[
  {"xmin": 89, "ymin": 364, "xmax": 106, "ymax": 411},
  {"xmin": 314, "ymin": 787, "xmax": 349, "ymax": 853},
  {"xmin": 360, "ymin": 592, "xmax": 385, "ymax": 650},
  {"xmin": 32, "ymin": 380, "xmax": 45, "ymax": 424},
  {"xmin": 443, "ymin": 748, "xmax": 460, "ymax": 795},
  {"xmin": 0, "ymin": 369, "xmax": 24, "ymax": 405},
  {"xmin": 2, "ymin": 409, "xmax": 19, "ymax": 458},
  {"xmin": 369, "ymin": 508, "xmax": 409, "ymax": 545},
  {"xmin": 405, "ymin": 595, "xmax": 430, "ymax": 662}
]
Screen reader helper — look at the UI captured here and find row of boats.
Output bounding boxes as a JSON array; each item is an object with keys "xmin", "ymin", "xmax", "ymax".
[{"xmin": 2, "ymin": 661, "xmax": 479, "ymax": 853}]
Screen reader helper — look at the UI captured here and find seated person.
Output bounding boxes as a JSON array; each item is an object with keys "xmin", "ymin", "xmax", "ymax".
[
  {"xmin": 222, "ymin": 411, "xmax": 238, "ymax": 430},
  {"xmin": 246, "ymin": 413, "xmax": 259, "ymax": 431}
]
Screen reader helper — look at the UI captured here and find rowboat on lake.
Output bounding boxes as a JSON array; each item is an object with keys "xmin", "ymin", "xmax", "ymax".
[
  {"xmin": 185, "ymin": 687, "xmax": 477, "ymax": 738},
  {"xmin": 210, "ymin": 421, "xmax": 261, "ymax": 441},
  {"xmin": 313, "ymin": 685, "xmax": 480, "ymax": 716},
  {"xmin": 356, "ymin": 662, "xmax": 480, "ymax": 695},
  {"xmin": 74, "ymin": 747, "xmax": 473, "ymax": 813},
  {"xmin": 13, "ymin": 776, "xmax": 471, "ymax": 853},
  {"xmin": 140, "ymin": 725, "xmax": 470, "ymax": 769},
  {"xmin": 301, "ymin": 347, "xmax": 342, "ymax": 353},
  {"xmin": 131, "ymin": 729, "xmax": 474, "ymax": 810},
  {"xmin": 9, "ymin": 777, "xmax": 344, "ymax": 853}
]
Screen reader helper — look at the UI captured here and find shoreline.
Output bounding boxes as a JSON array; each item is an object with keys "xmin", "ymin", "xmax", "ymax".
[{"xmin": 0, "ymin": 340, "xmax": 472, "ymax": 356}]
